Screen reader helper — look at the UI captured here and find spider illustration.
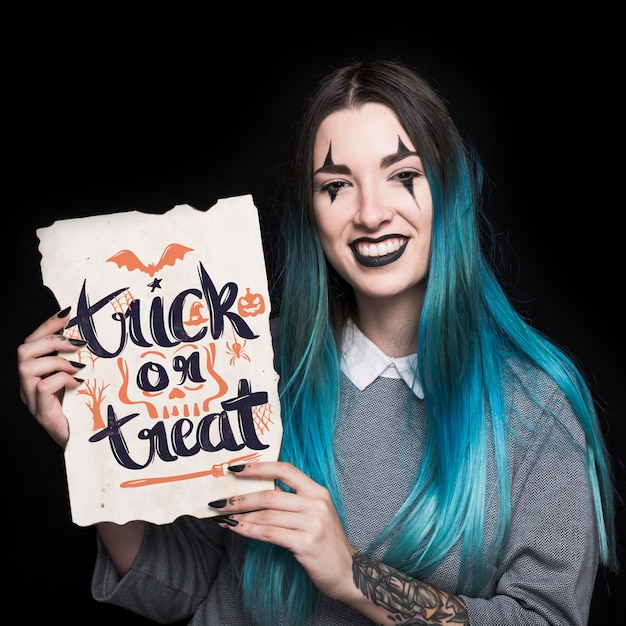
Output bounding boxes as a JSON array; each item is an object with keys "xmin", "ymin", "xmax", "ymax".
[{"xmin": 225, "ymin": 339, "xmax": 251, "ymax": 365}]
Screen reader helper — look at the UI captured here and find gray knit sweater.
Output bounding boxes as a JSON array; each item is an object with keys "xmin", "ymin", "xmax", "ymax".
[{"xmin": 92, "ymin": 367, "xmax": 598, "ymax": 625}]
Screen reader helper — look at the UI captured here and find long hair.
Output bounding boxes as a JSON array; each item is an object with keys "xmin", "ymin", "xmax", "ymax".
[{"xmin": 240, "ymin": 59, "xmax": 618, "ymax": 625}]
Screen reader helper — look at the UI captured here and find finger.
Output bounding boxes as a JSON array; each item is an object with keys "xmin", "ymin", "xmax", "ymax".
[
  {"xmin": 19, "ymin": 351, "xmax": 85, "ymax": 380},
  {"xmin": 18, "ymin": 339, "xmax": 86, "ymax": 417},
  {"xmin": 215, "ymin": 513, "xmax": 308, "ymax": 549},
  {"xmin": 20, "ymin": 368, "xmax": 79, "ymax": 416},
  {"xmin": 227, "ymin": 461, "xmax": 323, "ymax": 496},
  {"xmin": 18, "ymin": 349, "xmax": 86, "ymax": 409},
  {"xmin": 211, "ymin": 485, "xmax": 303, "ymax": 516},
  {"xmin": 18, "ymin": 334, "xmax": 86, "ymax": 363}
]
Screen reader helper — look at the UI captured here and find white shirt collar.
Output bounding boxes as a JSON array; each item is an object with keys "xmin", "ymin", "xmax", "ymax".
[{"xmin": 340, "ymin": 319, "xmax": 424, "ymax": 399}]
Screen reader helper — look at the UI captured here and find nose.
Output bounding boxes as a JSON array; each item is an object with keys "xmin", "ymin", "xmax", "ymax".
[{"xmin": 354, "ymin": 184, "xmax": 392, "ymax": 230}]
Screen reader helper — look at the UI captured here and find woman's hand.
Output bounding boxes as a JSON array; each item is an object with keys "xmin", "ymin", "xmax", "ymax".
[
  {"xmin": 17, "ymin": 307, "xmax": 86, "ymax": 448},
  {"xmin": 209, "ymin": 461, "xmax": 357, "ymax": 602}
]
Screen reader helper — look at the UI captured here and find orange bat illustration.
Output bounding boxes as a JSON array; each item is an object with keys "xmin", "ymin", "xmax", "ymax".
[{"xmin": 107, "ymin": 243, "xmax": 194, "ymax": 276}]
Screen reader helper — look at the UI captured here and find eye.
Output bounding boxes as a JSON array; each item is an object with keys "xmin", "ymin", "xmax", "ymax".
[
  {"xmin": 392, "ymin": 169, "xmax": 421, "ymax": 183},
  {"xmin": 318, "ymin": 179, "xmax": 350, "ymax": 202},
  {"xmin": 319, "ymin": 179, "xmax": 349, "ymax": 193}
]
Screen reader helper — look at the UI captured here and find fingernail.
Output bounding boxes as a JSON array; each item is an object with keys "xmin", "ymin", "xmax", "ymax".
[
  {"xmin": 212, "ymin": 515, "xmax": 238, "ymax": 527},
  {"xmin": 69, "ymin": 360, "xmax": 86, "ymax": 369},
  {"xmin": 73, "ymin": 377, "xmax": 85, "ymax": 384},
  {"xmin": 208, "ymin": 499, "xmax": 227, "ymax": 508},
  {"xmin": 69, "ymin": 339, "xmax": 87, "ymax": 346},
  {"xmin": 57, "ymin": 306, "xmax": 71, "ymax": 318},
  {"xmin": 228, "ymin": 464, "xmax": 245, "ymax": 473}
]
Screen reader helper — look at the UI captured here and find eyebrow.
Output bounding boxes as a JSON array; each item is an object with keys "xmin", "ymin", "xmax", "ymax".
[
  {"xmin": 313, "ymin": 149, "xmax": 420, "ymax": 176},
  {"xmin": 313, "ymin": 162, "xmax": 351, "ymax": 176},
  {"xmin": 380, "ymin": 149, "xmax": 419, "ymax": 169}
]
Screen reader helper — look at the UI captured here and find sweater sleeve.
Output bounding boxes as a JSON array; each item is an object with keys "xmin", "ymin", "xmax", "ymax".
[
  {"xmin": 461, "ymin": 384, "xmax": 600, "ymax": 625},
  {"xmin": 91, "ymin": 515, "xmax": 228, "ymax": 623}
]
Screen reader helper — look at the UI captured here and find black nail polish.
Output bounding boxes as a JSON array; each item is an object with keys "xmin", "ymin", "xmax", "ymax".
[
  {"xmin": 57, "ymin": 306, "xmax": 71, "ymax": 318},
  {"xmin": 73, "ymin": 377, "xmax": 85, "ymax": 384},
  {"xmin": 69, "ymin": 339, "xmax": 87, "ymax": 346},
  {"xmin": 69, "ymin": 360, "xmax": 86, "ymax": 368},
  {"xmin": 212, "ymin": 515, "xmax": 238, "ymax": 527},
  {"xmin": 228, "ymin": 464, "xmax": 245, "ymax": 473},
  {"xmin": 208, "ymin": 499, "xmax": 227, "ymax": 508}
]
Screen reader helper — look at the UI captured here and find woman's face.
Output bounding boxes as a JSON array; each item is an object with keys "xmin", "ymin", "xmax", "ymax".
[{"xmin": 312, "ymin": 103, "xmax": 433, "ymax": 306}]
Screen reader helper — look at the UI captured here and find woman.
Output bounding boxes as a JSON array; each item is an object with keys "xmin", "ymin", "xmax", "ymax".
[{"xmin": 18, "ymin": 59, "xmax": 617, "ymax": 625}]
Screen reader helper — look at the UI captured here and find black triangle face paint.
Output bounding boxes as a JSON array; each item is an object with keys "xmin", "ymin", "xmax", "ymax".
[
  {"xmin": 323, "ymin": 146, "xmax": 339, "ymax": 203},
  {"xmin": 397, "ymin": 137, "xmax": 415, "ymax": 200}
]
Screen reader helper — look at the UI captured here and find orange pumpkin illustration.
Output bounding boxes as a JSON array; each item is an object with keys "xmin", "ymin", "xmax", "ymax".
[{"xmin": 237, "ymin": 287, "xmax": 265, "ymax": 317}]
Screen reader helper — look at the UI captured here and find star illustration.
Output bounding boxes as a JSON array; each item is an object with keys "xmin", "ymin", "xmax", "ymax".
[{"xmin": 148, "ymin": 277, "xmax": 162, "ymax": 292}]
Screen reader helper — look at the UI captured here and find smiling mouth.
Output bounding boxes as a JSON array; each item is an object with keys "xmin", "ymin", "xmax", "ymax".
[{"xmin": 350, "ymin": 236, "xmax": 409, "ymax": 268}]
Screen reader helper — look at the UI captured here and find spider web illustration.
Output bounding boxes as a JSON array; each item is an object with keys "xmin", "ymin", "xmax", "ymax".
[
  {"xmin": 252, "ymin": 403, "xmax": 274, "ymax": 435},
  {"xmin": 110, "ymin": 288, "xmax": 135, "ymax": 315}
]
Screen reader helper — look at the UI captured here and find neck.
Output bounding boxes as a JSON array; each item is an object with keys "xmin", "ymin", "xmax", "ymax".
[{"xmin": 353, "ymin": 291, "xmax": 423, "ymax": 357}]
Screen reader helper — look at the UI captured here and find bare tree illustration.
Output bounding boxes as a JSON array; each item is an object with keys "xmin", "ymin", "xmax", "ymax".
[{"xmin": 76, "ymin": 379, "xmax": 110, "ymax": 431}]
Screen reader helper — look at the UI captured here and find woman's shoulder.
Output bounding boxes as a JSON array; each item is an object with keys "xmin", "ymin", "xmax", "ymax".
[{"xmin": 503, "ymin": 356, "xmax": 587, "ymax": 450}]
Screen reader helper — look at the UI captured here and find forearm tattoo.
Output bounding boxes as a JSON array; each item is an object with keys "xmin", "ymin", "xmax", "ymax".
[{"xmin": 352, "ymin": 553, "xmax": 468, "ymax": 625}]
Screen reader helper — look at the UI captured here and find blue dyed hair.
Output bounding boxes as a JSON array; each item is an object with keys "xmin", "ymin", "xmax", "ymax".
[{"xmin": 240, "ymin": 60, "xmax": 618, "ymax": 625}]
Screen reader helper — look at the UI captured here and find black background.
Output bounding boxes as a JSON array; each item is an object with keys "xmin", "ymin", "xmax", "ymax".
[{"xmin": 5, "ymin": 14, "xmax": 623, "ymax": 624}]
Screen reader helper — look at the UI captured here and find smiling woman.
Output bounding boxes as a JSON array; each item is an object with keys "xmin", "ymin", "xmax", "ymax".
[
  {"xmin": 312, "ymin": 102, "xmax": 432, "ymax": 351},
  {"xmin": 15, "ymin": 58, "xmax": 619, "ymax": 625}
]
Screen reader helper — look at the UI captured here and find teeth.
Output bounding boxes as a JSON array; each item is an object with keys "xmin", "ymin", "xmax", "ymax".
[{"xmin": 358, "ymin": 238, "xmax": 403, "ymax": 258}]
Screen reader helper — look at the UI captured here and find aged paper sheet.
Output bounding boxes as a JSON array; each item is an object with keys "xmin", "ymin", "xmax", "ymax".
[{"xmin": 37, "ymin": 196, "xmax": 282, "ymax": 526}]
